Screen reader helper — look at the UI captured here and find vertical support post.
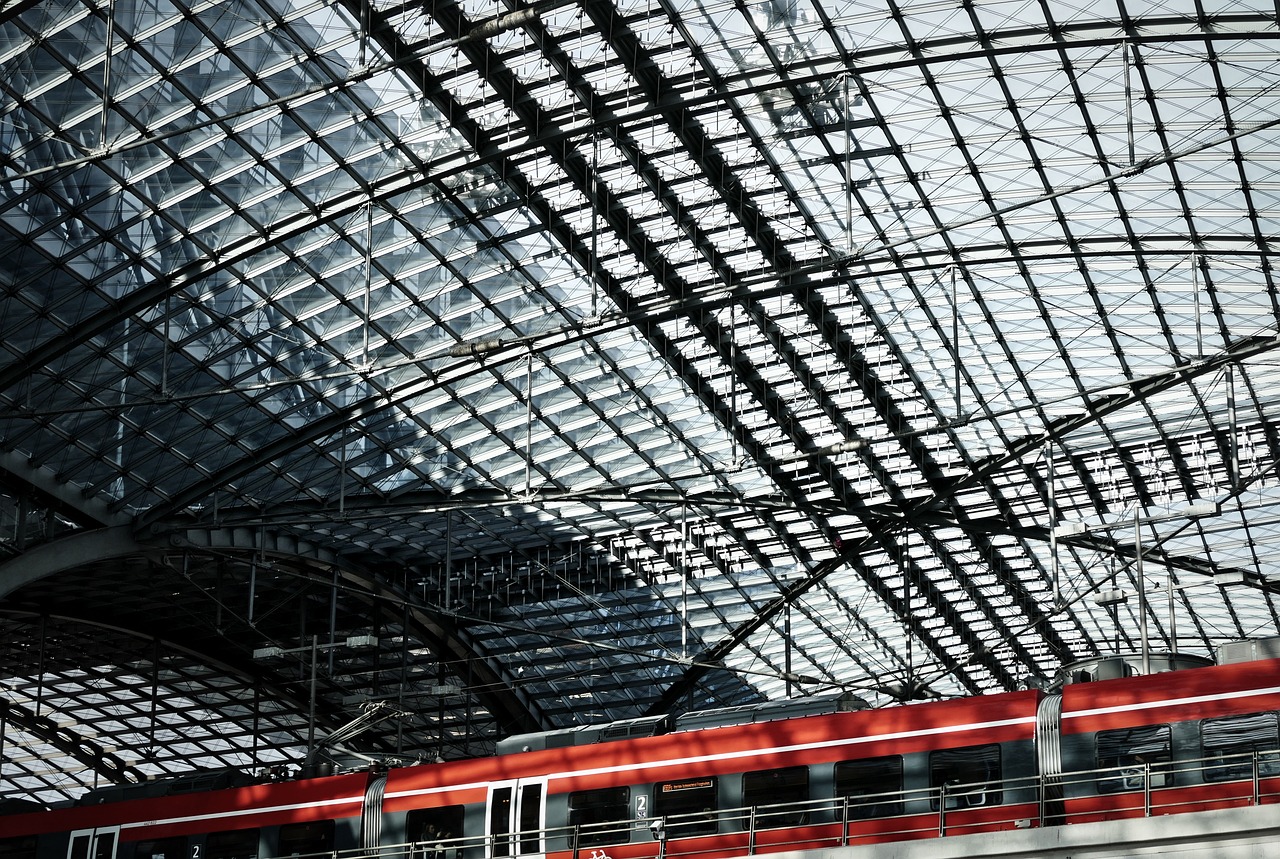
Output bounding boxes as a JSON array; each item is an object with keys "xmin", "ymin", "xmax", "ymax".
[
  {"xmin": 590, "ymin": 134, "xmax": 600, "ymax": 318},
  {"xmin": 525, "ymin": 351, "xmax": 534, "ymax": 497},
  {"xmin": 149, "ymin": 639, "xmax": 160, "ymax": 754},
  {"xmin": 784, "ymin": 602, "xmax": 792, "ymax": 699},
  {"xmin": 101, "ymin": 0, "xmax": 116, "ymax": 149},
  {"xmin": 681, "ymin": 504, "xmax": 689, "ymax": 660},
  {"xmin": 252, "ymin": 681, "xmax": 260, "ymax": 766},
  {"xmin": 359, "ymin": 0, "xmax": 369, "ymax": 66},
  {"xmin": 446, "ymin": 509, "xmax": 454, "ymax": 612},
  {"xmin": 1124, "ymin": 42, "xmax": 1135, "ymax": 167},
  {"xmin": 363, "ymin": 200, "xmax": 373, "ymax": 367},
  {"xmin": 328, "ymin": 570, "xmax": 338, "ymax": 676},
  {"xmin": 36, "ymin": 615, "xmax": 46, "ymax": 717},
  {"xmin": 1193, "ymin": 252, "xmax": 1202, "ymax": 358},
  {"xmin": 307, "ymin": 633, "xmax": 318, "ymax": 765},
  {"xmin": 248, "ymin": 556, "xmax": 257, "ymax": 625},
  {"xmin": 730, "ymin": 303, "xmax": 739, "ymax": 465},
  {"xmin": 161, "ymin": 293, "xmax": 171, "ymax": 396},
  {"xmin": 1048, "ymin": 444, "xmax": 1058, "ymax": 605},
  {"xmin": 843, "ymin": 75, "xmax": 852, "ymax": 250},
  {"xmin": 952, "ymin": 265, "xmax": 960, "ymax": 419},
  {"xmin": 1228, "ymin": 365, "xmax": 1238, "ymax": 490},
  {"xmin": 15, "ymin": 494, "xmax": 27, "ymax": 551},
  {"xmin": 1136, "ymin": 514, "xmax": 1149, "ymax": 675},
  {"xmin": 1252, "ymin": 750, "xmax": 1261, "ymax": 806}
]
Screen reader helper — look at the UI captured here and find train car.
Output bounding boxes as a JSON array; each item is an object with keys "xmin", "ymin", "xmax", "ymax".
[
  {"xmin": 1054, "ymin": 654, "xmax": 1280, "ymax": 824},
  {"xmin": 0, "ymin": 771, "xmax": 376, "ymax": 859},
  {"xmin": 379, "ymin": 687, "xmax": 1043, "ymax": 856},
  {"xmin": 4, "ymin": 648, "xmax": 1280, "ymax": 859}
]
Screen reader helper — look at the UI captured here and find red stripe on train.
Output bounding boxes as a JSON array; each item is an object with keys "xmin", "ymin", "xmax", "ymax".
[
  {"xmin": 385, "ymin": 692, "xmax": 1041, "ymax": 809},
  {"xmin": 1061, "ymin": 658, "xmax": 1280, "ymax": 734},
  {"xmin": 2, "ymin": 773, "xmax": 369, "ymax": 838}
]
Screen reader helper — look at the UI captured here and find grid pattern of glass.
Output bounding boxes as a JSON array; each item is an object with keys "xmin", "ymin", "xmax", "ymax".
[{"xmin": 2, "ymin": 0, "xmax": 1280, "ymax": 804}]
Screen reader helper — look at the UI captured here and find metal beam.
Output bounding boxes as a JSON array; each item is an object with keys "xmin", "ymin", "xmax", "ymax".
[
  {"xmin": 0, "ymin": 527, "xmax": 142, "ymax": 600},
  {"xmin": 0, "ymin": 448, "xmax": 128, "ymax": 528}
]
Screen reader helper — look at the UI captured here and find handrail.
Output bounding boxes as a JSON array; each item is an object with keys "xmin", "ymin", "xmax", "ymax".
[{"xmin": 274, "ymin": 750, "xmax": 1280, "ymax": 859}]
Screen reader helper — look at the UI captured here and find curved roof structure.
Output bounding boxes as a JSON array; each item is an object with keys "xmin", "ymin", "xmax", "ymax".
[{"xmin": 3, "ymin": 0, "xmax": 1280, "ymax": 804}]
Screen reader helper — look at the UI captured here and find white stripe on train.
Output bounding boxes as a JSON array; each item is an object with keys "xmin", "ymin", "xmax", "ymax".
[
  {"xmin": 1063, "ymin": 684, "xmax": 1280, "ymax": 722},
  {"xmin": 120, "ymin": 680, "xmax": 1280, "ymax": 830},
  {"xmin": 384, "ymin": 715, "xmax": 1039, "ymax": 800},
  {"xmin": 120, "ymin": 795, "xmax": 364, "ymax": 831}
]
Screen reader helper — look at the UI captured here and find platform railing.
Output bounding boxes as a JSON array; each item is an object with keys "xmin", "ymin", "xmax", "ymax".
[{"xmin": 291, "ymin": 750, "xmax": 1280, "ymax": 859}]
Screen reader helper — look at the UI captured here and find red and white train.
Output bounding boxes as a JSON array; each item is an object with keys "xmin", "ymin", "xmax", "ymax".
[{"xmin": 4, "ymin": 646, "xmax": 1280, "ymax": 859}]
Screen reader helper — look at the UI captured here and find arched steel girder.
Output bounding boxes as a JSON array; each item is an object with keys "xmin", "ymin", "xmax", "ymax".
[
  {"xmin": 0, "ymin": 608, "xmax": 363, "ymax": 779},
  {"xmin": 0, "ymin": 447, "xmax": 128, "ymax": 530},
  {"xmin": 0, "ymin": 16, "xmax": 1273, "ymax": 414},
  {"xmin": 0, "ymin": 693, "xmax": 145, "ymax": 788},
  {"xmin": 0, "ymin": 526, "xmax": 546, "ymax": 735},
  {"xmin": 0, "ymin": 527, "xmax": 142, "ymax": 600},
  {"xmin": 352, "ymin": 0, "xmax": 1021, "ymax": 696},
  {"xmin": 642, "ymin": 337, "xmax": 1280, "ymax": 712},
  {"xmin": 123, "ymin": 345, "xmax": 1275, "ymax": 717},
  {"xmin": 0, "ymin": 162, "xmax": 453, "ymax": 403},
  {"xmin": 169, "ymin": 527, "xmax": 547, "ymax": 736},
  {"xmin": 937, "ymin": 332, "xmax": 1280, "ymax": 506}
]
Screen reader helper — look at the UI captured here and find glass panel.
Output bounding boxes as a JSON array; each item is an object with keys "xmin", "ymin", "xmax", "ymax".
[
  {"xmin": 519, "ymin": 783, "xmax": 543, "ymax": 854},
  {"xmin": 568, "ymin": 787, "xmax": 631, "ymax": 847},
  {"xmin": 276, "ymin": 821, "xmax": 334, "ymax": 858},
  {"xmin": 1202, "ymin": 712, "xmax": 1280, "ymax": 782},
  {"xmin": 407, "ymin": 806, "xmax": 466, "ymax": 859},
  {"xmin": 930, "ymin": 745, "xmax": 1002, "ymax": 809},
  {"xmin": 653, "ymin": 777, "xmax": 717, "ymax": 838},
  {"xmin": 490, "ymin": 786, "xmax": 513, "ymax": 858},
  {"xmin": 132, "ymin": 839, "xmax": 187, "ymax": 859},
  {"xmin": 92, "ymin": 834, "xmax": 116, "ymax": 859},
  {"xmin": 741, "ymin": 766, "xmax": 808, "ymax": 828},
  {"xmin": 0, "ymin": 836, "xmax": 39, "ymax": 859},
  {"xmin": 834, "ymin": 756, "xmax": 904, "ymax": 819},
  {"xmin": 204, "ymin": 830, "xmax": 259, "ymax": 859},
  {"xmin": 1097, "ymin": 725, "xmax": 1173, "ymax": 793}
]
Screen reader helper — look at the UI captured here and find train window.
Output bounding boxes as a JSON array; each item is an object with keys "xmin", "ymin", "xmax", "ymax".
[
  {"xmin": 742, "ymin": 766, "xmax": 808, "ymax": 828},
  {"xmin": 653, "ymin": 777, "xmax": 718, "ymax": 838},
  {"xmin": 929, "ymin": 745, "xmax": 1002, "ymax": 810},
  {"xmin": 0, "ymin": 836, "xmax": 38, "ymax": 859},
  {"xmin": 1096, "ymin": 725, "xmax": 1172, "ymax": 793},
  {"xmin": 276, "ymin": 821, "xmax": 335, "ymax": 858},
  {"xmin": 133, "ymin": 839, "xmax": 187, "ymax": 859},
  {"xmin": 490, "ymin": 786, "xmax": 513, "ymax": 858},
  {"xmin": 1202, "ymin": 712, "xmax": 1280, "ymax": 782},
  {"xmin": 834, "ymin": 756, "xmax": 904, "ymax": 819},
  {"xmin": 204, "ymin": 830, "xmax": 259, "ymax": 859},
  {"xmin": 568, "ymin": 787, "xmax": 631, "ymax": 847},
  {"xmin": 407, "ymin": 805, "xmax": 466, "ymax": 859},
  {"xmin": 518, "ymin": 783, "xmax": 542, "ymax": 856}
]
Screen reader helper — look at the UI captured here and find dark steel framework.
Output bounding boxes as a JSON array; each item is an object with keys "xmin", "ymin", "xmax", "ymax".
[{"xmin": 2, "ymin": 0, "xmax": 1280, "ymax": 804}]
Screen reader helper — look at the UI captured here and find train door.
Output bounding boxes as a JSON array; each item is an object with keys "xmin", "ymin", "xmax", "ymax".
[
  {"xmin": 67, "ymin": 827, "xmax": 120, "ymax": 859},
  {"xmin": 488, "ymin": 778, "xmax": 548, "ymax": 859}
]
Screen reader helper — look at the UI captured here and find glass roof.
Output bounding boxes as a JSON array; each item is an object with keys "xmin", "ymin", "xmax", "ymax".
[{"xmin": 3, "ymin": 0, "xmax": 1280, "ymax": 803}]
